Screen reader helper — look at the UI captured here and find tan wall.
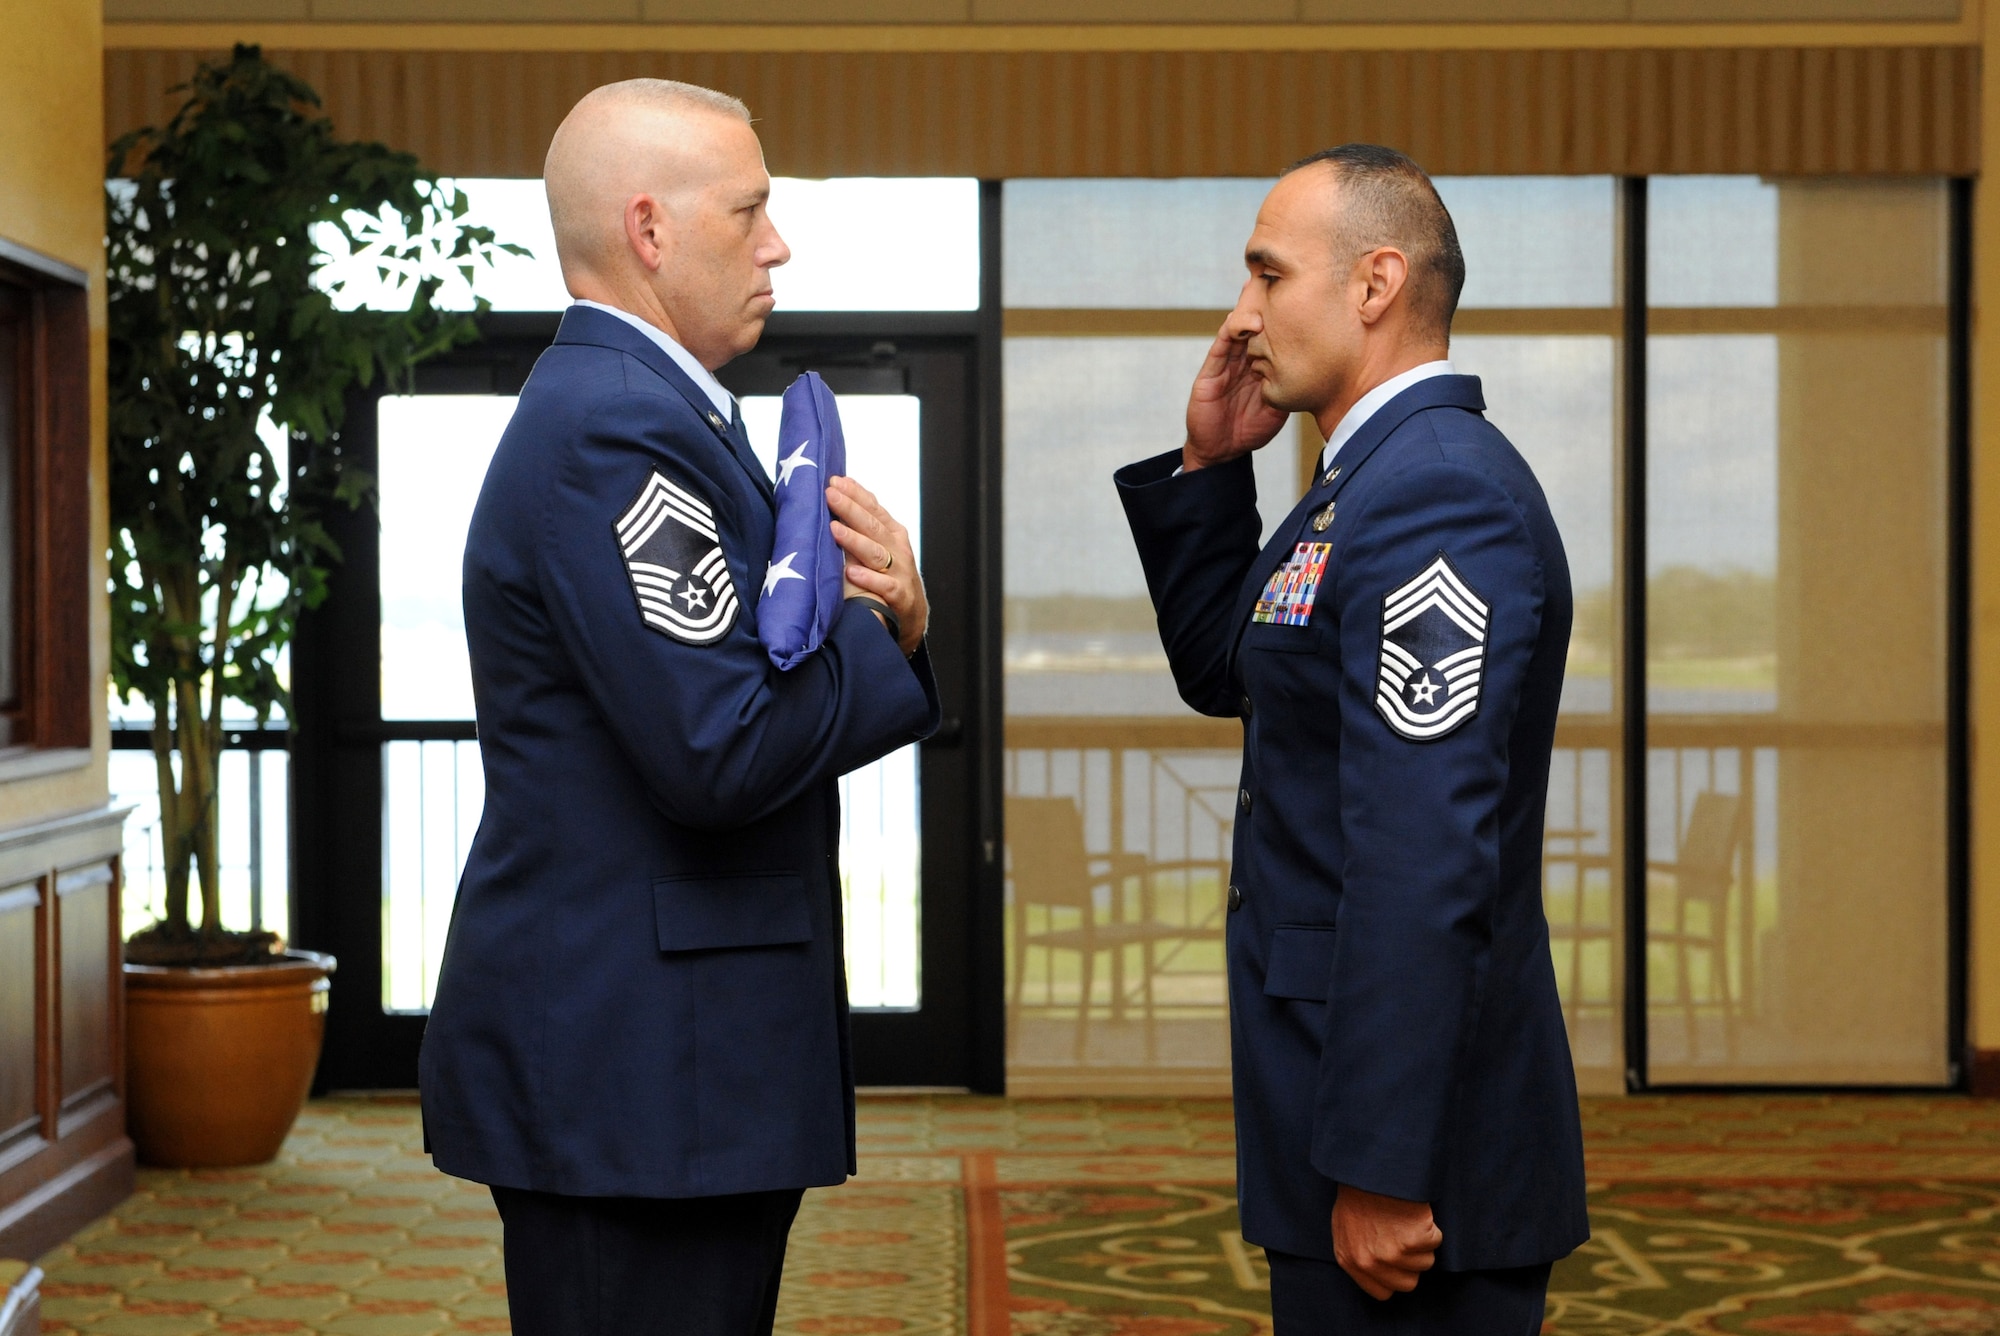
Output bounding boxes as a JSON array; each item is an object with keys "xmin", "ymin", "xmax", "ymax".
[
  {"xmin": 1974, "ymin": 0, "xmax": 2000, "ymax": 1064},
  {"xmin": 101, "ymin": 0, "xmax": 1966, "ymax": 21},
  {"xmin": 0, "ymin": 0, "xmax": 109, "ymax": 831}
]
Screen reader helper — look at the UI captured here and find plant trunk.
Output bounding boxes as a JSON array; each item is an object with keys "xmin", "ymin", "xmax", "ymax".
[
  {"xmin": 153, "ymin": 673, "xmax": 224, "ymax": 939},
  {"xmin": 175, "ymin": 673, "xmax": 222, "ymax": 937},
  {"xmin": 150, "ymin": 703, "xmax": 189, "ymax": 938}
]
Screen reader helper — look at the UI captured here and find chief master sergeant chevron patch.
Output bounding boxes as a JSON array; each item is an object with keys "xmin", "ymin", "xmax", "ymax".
[
  {"xmin": 613, "ymin": 470, "xmax": 740, "ymax": 645},
  {"xmin": 1375, "ymin": 552, "xmax": 1489, "ymax": 741}
]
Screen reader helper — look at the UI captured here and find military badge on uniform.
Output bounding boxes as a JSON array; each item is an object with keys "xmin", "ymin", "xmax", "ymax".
[
  {"xmin": 1251, "ymin": 542, "xmax": 1332, "ymax": 626},
  {"xmin": 1375, "ymin": 553, "xmax": 1488, "ymax": 741},
  {"xmin": 614, "ymin": 470, "xmax": 740, "ymax": 645}
]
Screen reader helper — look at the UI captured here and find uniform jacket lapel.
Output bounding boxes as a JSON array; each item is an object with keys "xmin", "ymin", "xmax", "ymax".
[
  {"xmin": 554, "ymin": 306, "xmax": 776, "ymax": 506},
  {"xmin": 1227, "ymin": 375, "xmax": 1487, "ymax": 672}
]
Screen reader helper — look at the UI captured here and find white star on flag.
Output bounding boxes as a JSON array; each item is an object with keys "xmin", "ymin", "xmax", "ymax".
[
  {"xmin": 763, "ymin": 551, "xmax": 806, "ymax": 597},
  {"xmin": 777, "ymin": 441, "xmax": 818, "ymax": 487}
]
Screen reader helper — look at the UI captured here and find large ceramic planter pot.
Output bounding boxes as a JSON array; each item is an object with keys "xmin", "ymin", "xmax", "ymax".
[{"xmin": 123, "ymin": 949, "xmax": 337, "ymax": 1168}]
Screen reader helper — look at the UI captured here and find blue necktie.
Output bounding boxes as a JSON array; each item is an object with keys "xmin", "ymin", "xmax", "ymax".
[{"xmin": 723, "ymin": 401, "xmax": 772, "ymax": 500}]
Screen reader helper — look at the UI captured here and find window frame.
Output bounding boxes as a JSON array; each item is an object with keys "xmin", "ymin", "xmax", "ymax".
[{"xmin": 0, "ymin": 239, "xmax": 94, "ymax": 756}]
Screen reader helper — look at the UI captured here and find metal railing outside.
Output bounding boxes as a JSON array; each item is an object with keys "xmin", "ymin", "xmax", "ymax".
[{"xmin": 110, "ymin": 725, "xmax": 291, "ymax": 943}]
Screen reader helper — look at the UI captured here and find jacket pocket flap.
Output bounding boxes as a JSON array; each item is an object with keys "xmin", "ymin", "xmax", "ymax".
[
  {"xmin": 1241, "ymin": 623, "xmax": 1323, "ymax": 655},
  {"xmin": 653, "ymin": 873, "xmax": 811, "ymax": 952},
  {"xmin": 1263, "ymin": 924, "xmax": 1337, "ymax": 1001}
]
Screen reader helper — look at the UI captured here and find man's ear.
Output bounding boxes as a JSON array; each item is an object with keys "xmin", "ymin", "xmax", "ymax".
[
  {"xmin": 1356, "ymin": 247, "xmax": 1411, "ymax": 327},
  {"xmin": 624, "ymin": 192, "xmax": 669, "ymax": 273}
]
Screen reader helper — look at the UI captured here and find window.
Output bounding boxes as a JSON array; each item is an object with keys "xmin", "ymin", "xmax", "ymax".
[
  {"xmin": 0, "ymin": 284, "xmax": 21, "ymax": 739},
  {"xmin": 1442, "ymin": 176, "xmax": 1622, "ymax": 1088},
  {"xmin": 1643, "ymin": 178, "xmax": 1954, "ymax": 1085},
  {"xmin": 1000, "ymin": 176, "xmax": 1626, "ymax": 1094},
  {"xmin": 0, "ymin": 248, "xmax": 90, "ymax": 757},
  {"xmin": 318, "ymin": 176, "xmax": 980, "ymax": 314},
  {"xmin": 999, "ymin": 173, "xmax": 1963, "ymax": 1093}
]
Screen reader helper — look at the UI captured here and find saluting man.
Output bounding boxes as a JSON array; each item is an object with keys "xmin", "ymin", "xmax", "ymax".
[
  {"xmin": 420, "ymin": 80, "xmax": 937, "ymax": 1336},
  {"xmin": 1115, "ymin": 145, "xmax": 1588, "ymax": 1331}
]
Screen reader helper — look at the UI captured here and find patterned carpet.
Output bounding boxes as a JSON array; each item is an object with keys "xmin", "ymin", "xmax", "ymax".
[{"xmin": 26, "ymin": 1093, "xmax": 2000, "ymax": 1334}]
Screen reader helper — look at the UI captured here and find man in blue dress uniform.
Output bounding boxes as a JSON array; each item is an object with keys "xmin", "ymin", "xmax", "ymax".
[
  {"xmin": 419, "ymin": 80, "xmax": 938, "ymax": 1336},
  {"xmin": 1115, "ymin": 145, "xmax": 1589, "ymax": 1331}
]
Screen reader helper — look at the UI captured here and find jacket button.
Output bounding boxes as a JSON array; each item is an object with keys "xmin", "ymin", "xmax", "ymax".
[
  {"xmin": 1227, "ymin": 884, "xmax": 1243, "ymax": 912},
  {"xmin": 1239, "ymin": 788, "xmax": 1252, "ymax": 813},
  {"xmin": 1240, "ymin": 694, "xmax": 1253, "ymax": 718}
]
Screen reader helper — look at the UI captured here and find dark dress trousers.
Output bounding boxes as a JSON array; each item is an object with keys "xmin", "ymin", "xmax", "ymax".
[
  {"xmin": 491, "ymin": 1184, "xmax": 804, "ymax": 1336},
  {"xmin": 420, "ymin": 307, "xmax": 939, "ymax": 1328},
  {"xmin": 1267, "ymin": 1252, "xmax": 1552, "ymax": 1335},
  {"xmin": 1115, "ymin": 375, "xmax": 1589, "ymax": 1312}
]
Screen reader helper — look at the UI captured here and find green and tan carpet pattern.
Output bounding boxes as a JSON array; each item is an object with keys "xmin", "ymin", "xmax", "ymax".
[{"xmin": 28, "ymin": 1094, "xmax": 2000, "ymax": 1334}]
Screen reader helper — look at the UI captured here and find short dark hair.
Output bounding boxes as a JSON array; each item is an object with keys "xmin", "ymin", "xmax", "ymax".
[{"xmin": 1285, "ymin": 144, "xmax": 1466, "ymax": 341}]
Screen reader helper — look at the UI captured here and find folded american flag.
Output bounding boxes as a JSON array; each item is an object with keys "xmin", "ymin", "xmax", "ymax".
[{"xmin": 757, "ymin": 371, "xmax": 849, "ymax": 670}]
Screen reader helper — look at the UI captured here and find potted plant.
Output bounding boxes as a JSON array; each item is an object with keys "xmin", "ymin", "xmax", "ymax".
[{"xmin": 106, "ymin": 45, "xmax": 516, "ymax": 1166}]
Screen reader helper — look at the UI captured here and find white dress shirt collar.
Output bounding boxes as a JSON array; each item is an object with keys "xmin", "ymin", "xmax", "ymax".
[
  {"xmin": 572, "ymin": 299, "xmax": 736, "ymax": 422},
  {"xmin": 1318, "ymin": 359, "xmax": 1457, "ymax": 473}
]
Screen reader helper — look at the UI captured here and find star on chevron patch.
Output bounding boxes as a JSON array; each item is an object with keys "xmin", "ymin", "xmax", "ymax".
[
  {"xmin": 614, "ymin": 470, "xmax": 739, "ymax": 645},
  {"xmin": 1375, "ymin": 552, "xmax": 1489, "ymax": 742}
]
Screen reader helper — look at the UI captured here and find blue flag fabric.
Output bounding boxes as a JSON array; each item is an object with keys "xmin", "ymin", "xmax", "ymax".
[{"xmin": 758, "ymin": 371, "xmax": 849, "ymax": 670}]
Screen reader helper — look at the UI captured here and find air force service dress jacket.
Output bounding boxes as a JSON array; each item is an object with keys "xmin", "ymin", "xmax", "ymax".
[
  {"xmin": 1114, "ymin": 374, "xmax": 1589, "ymax": 1271},
  {"xmin": 421, "ymin": 305, "xmax": 940, "ymax": 1200}
]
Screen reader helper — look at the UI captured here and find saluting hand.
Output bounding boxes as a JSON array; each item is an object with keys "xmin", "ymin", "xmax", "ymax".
[
  {"xmin": 1332, "ymin": 1185, "xmax": 1442, "ymax": 1301},
  {"xmin": 1182, "ymin": 322, "xmax": 1289, "ymax": 473},
  {"xmin": 828, "ymin": 475, "xmax": 928, "ymax": 657}
]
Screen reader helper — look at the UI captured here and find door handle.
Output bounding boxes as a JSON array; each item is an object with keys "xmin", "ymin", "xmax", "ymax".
[{"xmin": 924, "ymin": 717, "xmax": 965, "ymax": 749}]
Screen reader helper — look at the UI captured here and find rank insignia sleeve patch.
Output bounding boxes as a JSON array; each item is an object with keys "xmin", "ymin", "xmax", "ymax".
[
  {"xmin": 1375, "ymin": 553, "xmax": 1488, "ymax": 741},
  {"xmin": 613, "ymin": 471, "xmax": 739, "ymax": 645}
]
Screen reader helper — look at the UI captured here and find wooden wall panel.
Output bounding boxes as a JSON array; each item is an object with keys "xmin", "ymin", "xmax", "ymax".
[
  {"xmin": 0, "ymin": 810, "xmax": 131, "ymax": 1262},
  {"xmin": 55, "ymin": 864, "xmax": 113, "ymax": 1114},
  {"xmin": 0, "ymin": 885, "xmax": 39, "ymax": 1149},
  {"xmin": 103, "ymin": 42, "xmax": 1978, "ymax": 179}
]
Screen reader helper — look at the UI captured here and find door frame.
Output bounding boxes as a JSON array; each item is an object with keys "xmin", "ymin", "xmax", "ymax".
[{"xmin": 718, "ymin": 320, "xmax": 996, "ymax": 1089}]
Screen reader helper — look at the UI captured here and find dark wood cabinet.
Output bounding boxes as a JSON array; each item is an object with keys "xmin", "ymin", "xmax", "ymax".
[{"xmin": 0, "ymin": 810, "xmax": 133, "ymax": 1260}]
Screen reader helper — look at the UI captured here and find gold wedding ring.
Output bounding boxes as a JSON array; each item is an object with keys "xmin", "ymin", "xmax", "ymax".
[{"xmin": 883, "ymin": 553, "xmax": 894, "ymax": 572}]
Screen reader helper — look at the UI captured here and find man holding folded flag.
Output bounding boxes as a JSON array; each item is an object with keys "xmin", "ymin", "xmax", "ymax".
[{"xmin": 420, "ymin": 78, "xmax": 936, "ymax": 1336}]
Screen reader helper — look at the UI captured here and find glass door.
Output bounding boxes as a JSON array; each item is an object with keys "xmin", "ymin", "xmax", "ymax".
[
  {"xmin": 721, "ymin": 335, "xmax": 986, "ymax": 1088},
  {"xmin": 375, "ymin": 394, "xmax": 508, "ymax": 1014},
  {"xmin": 291, "ymin": 331, "xmax": 545, "ymax": 1090},
  {"xmin": 295, "ymin": 323, "xmax": 993, "ymax": 1091},
  {"xmin": 740, "ymin": 392, "xmax": 924, "ymax": 1012}
]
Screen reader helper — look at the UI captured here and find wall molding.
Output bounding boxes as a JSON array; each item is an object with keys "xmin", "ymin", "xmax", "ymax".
[{"xmin": 101, "ymin": 18, "xmax": 1983, "ymax": 52}]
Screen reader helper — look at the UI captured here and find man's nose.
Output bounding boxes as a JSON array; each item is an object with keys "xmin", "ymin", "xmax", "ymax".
[
  {"xmin": 762, "ymin": 223, "xmax": 792, "ymax": 270},
  {"xmin": 1224, "ymin": 291, "xmax": 1263, "ymax": 341}
]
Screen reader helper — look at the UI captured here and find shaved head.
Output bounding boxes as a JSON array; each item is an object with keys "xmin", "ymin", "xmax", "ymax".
[
  {"xmin": 1220, "ymin": 141, "xmax": 1456, "ymax": 438},
  {"xmin": 544, "ymin": 78, "xmax": 788, "ymax": 369},
  {"xmin": 545, "ymin": 80, "xmax": 751, "ymax": 284},
  {"xmin": 1284, "ymin": 144, "xmax": 1464, "ymax": 342}
]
